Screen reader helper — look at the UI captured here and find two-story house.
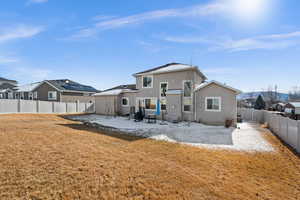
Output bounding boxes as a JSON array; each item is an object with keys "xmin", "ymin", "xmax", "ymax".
[{"xmin": 94, "ymin": 63, "xmax": 241, "ymax": 125}]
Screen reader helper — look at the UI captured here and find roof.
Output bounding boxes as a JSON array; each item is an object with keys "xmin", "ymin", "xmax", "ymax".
[
  {"xmin": 0, "ymin": 77, "xmax": 17, "ymax": 84},
  {"xmin": 104, "ymin": 84, "xmax": 136, "ymax": 92},
  {"xmin": 195, "ymin": 80, "xmax": 242, "ymax": 94},
  {"xmin": 133, "ymin": 63, "xmax": 207, "ymax": 80},
  {"xmin": 45, "ymin": 79, "xmax": 98, "ymax": 93},
  {"xmin": 288, "ymin": 102, "xmax": 300, "ymax": 108},
  {"xmin": 93, "ymin": 89, "xmax": 137, "ymax": 96},
  {"xmin": 15, "ymin": 82, "xmax": 41, "ymax": 92},
  {"xmin": 0, "ymin": 83, "xmax": 17, "ymax": 90}
]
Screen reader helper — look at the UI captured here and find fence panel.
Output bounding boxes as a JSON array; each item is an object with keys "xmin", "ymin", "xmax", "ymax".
[
  {"xmin": 0, "ymin": 99, "xmax": 19, "ymax": 113},
  {"xmin": 287, "ymin": 119, "xmax": 298, "ymax": 149},
  {"xmin": 38, "ymin": 101, "xmax": 53, "ymax": 113},
  {"xmin": 67, "ymin": 103, "xmax": 77, "ymax": 113},
  {"xmin": 20, "ymin": 100, "xmax": 37, "ymax": 113},
  {"xmin": 53, "ymin": 102, "xmax": 67, "ymax": 113},
  {"xmin": 78, "ymin": 103, "xmax": 86, "ymax": 113}
]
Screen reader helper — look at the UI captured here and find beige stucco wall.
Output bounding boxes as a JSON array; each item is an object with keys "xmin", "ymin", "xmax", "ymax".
[
  {"xmin": 195, "ymin": 83, "xmax": 237, "ymax": 126},
  {"xmin": 95, "ymin": 95, "xmax": 119, "ymax": 115},
  {"xmin": 119, "ymin": 92, "xmax": 137, "ymax": 115},
  {"xmin": 135, "ymin": 70, "xmax": 203, "ymax": 120}
]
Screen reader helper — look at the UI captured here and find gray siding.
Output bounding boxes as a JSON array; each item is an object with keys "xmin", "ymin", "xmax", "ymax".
[
  {"xmin": 195, "ymin": 83, "xmax": 237, "ymax": 125},
  {"xmin": 33, "ymin": 82, "xmax": 61, "ymax": 102},
  {"xmin": 95, "ymin": 96, "xmax": 119, "ymax": 115}
]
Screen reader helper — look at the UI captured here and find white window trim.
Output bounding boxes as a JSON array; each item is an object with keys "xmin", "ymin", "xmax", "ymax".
[
  {"xmin": 121, "ymin": 97, "xmax": 129, "ymax": 107},
  {"xmin": 183, "ymin": 80, "xmax": 193, "ymax": 113},
  {"xmin": 136, "ymin": 97, "xmax": 157, "ymax": 111},
  {"xmin": 183, "ymin": 80, "xmax": 193, "ymax": 98},
  {"xmin": 142, "ymin": 75, "xmax": 153, "ymax": 89},
  {"xmin": 159, "ymin": 82, "xmax": 168, "ymax": 98},
  {"xmin": 48, "ymin": 91, "xmax": 57, "ymax": 100},
  {"xmin": 205, "ymin": 97, "xmax": 222, "ymax": 112}
]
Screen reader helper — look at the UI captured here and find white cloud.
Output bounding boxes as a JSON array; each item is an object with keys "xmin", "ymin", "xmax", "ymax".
[
  {"xmin": 27, "ymin": 0, "xmax": 48, "ymax": 4},
  {"xmin": 163, "ymin": 31, "xmax": 300, "ymax": 52},
  {"xmin": 70, "ymin": 1, "xmax": 227, "ymax": 39},
  {"xmin": 0, "ymin": 25, "xmax": 44, "ymax": 43}
]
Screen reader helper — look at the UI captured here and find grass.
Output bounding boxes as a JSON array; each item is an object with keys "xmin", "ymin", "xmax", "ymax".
[{"xmin": 0, "ymin": 114, "xmax": 299, "ymax": 200}]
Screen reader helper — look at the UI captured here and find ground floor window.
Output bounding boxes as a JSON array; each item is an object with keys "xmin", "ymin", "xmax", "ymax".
[
  {"xmin": 136, "ymin": 98, "xmax": 157, "ymax": 110},
  {"xmin": 48, "ymin": 91, "xmax": 57, "ymax": 100},
  {"xmin": 183, "ymin": 97, "xmax": 192, "ymax": 112},
  {"xmin": 205, "ymin": 97, "xmax": 221, "ymax": 112},
  {"xmin": 121, "ymin": 97, "xmax": 129, "ymax": 106}
]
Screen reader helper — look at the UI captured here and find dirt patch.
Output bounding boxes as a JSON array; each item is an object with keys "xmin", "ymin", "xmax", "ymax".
[{"xmin": 0, "ymin": 114, "xmax": 299, "ymax": 200}]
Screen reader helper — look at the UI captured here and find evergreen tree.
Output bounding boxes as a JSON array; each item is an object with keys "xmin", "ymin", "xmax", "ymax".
[{"xmin": 254, "ymin": 95, "xmax": 266, "ymax": 110}]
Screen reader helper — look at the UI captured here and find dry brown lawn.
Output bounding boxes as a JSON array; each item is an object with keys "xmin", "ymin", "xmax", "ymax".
[{"xmin": 0, "ymin": 114, "xmax": 299, "ymax": 200}]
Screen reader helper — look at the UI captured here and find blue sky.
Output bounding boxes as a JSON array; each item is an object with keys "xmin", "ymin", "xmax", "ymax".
[{"xmin": 0, "ymin": 0, "xmax": 299, "ymax": 92}]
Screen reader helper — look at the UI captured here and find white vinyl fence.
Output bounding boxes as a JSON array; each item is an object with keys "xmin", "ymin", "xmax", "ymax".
[
  {"xmin": 238, "ymin": 108, "xmax": 300, "ymax": 153},
  {"xmin": 0, "ymin": 99, "xmax": 95, "ymax": 114}
]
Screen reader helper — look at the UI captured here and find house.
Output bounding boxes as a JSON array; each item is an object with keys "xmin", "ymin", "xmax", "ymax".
[
  {"xmin": 0, "ymin": 77, "xmax": 18, "ymax": 99},
  {"xmin": 14, "ymin": 79, "xmax": 98, "ymax": 102},
  {"xmin": 14, "ymin": 82, "xmax": 41, "ymax": 100},
  {"xmin": 285, "ymin": 102, "xmax": 300, "ymax": 120},
  {"xmin": 94, "ymin": 63, "xmax": 241, "ymax": 126}
]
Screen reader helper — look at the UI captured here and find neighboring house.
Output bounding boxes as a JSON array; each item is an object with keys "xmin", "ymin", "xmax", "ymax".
[
  {"xmin": 14, "ymin": 82, "xmax": 41, "ymax": 100},
  {"xmin": 285, "ymin": 102, "xmax": 300, "ymax": 120},
  {"xmin": 94, "ymin": 63, "xmax": 241, "ymax": 125},
  {"xmin": 0, "ymin": 77, "xmax": 18, "ymax": 99},
  {"xmin": 14, "ymin": 79, "xmax": 98, "ymax": 103}
]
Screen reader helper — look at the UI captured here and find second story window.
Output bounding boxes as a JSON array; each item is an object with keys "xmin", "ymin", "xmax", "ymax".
[
  {"xmin": 183, "ymin": 81, "xmax": 192, "ymax": 97},
  {"xmin": 160, "ymin": 82, "xmax": 168, "ymax": 97},
  {"xmin": 142, "ymin": 76, "xmax": 153, "ymax": 88}
]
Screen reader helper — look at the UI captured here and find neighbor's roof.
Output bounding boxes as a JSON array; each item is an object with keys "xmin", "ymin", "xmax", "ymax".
[
  {"xmin": 45, "ymin": 79, "xmax": 98, "ymax": 93},
  {"xmin": 104, "ymin": 84, "xmax": 136, "ymax": 92},
  {"xmin": 195, "ymin": 80, "xmax": 242, "ymax": 94},
  {"xmin": 0, "ymin": 82, "xmax": 17, "ymax": 90},
  {"xmin": 289, "ymin": 102, "xmax": 300, "ymax": 108},
  {"xmin": 0, "ymin": 77, "xmax": 17, "ymax": 83},
  {"xmin": 15, "ymin": 82, "xmax": 41, "ymax": 92},
  {"xmin": 93, "ymin": 89, "xmax": 137, "ymax": 96},
  {"xmin": 133, "ymin": 63, "xmax": 207, "ymax": 80}
]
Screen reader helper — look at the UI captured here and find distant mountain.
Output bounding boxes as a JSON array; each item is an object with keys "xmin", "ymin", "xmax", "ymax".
[{"xmin": 238, "ymin": 91, "xmax": 289, "ymax": 102}]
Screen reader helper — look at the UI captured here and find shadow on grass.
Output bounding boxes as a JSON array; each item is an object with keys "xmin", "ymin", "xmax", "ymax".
[{"xmin": 58, "ymin": 123, "xmax": 145, "ymax": 142}]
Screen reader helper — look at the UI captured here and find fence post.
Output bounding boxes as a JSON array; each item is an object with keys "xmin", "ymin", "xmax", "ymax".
[
  {"xmin": 36, "ymin": 100, "xmax": 39, "ymax": 113},
  {"xmin": 297, "ymin": 121, "xmax": 300, "ymax": 153},
  {"xmin": 18, "ymin": 99, "xmax": 21, "ymax": 113},
  {"xmin": 52, "ymin": 102, "xmax": 55, "ymax": 113},
  {"xmin": 66, "ymin": 103, "xmax": 68, "ymax": 113},
  {"xmin": 76, "ymin": 100, "xmax": 79, "ymax": 113},
  {"xmin": 286, "ymin": 118, "xmax": 289, "ymax": 141}
]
